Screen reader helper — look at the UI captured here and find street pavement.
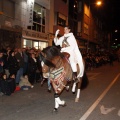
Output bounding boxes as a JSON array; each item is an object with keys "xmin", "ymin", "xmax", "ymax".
[{"xmin": 0, "ymin": 61, "xmax": 120, "ymax": 120}]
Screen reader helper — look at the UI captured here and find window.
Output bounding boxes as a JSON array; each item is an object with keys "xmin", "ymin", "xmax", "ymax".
[
  {"xmin": 33, "ymin": 41, "xmax": 39, "ymax": 49},
  {"xmin": 84, "ymin": 23, "xmax": 88, "ymax": 35},
  {"xmin": 84, "ymin": 4, "xmax": 89, "ymax": 17},
  {"xmin": 39, "ymin": 41, "xmax": 48, "ymax": 50},
  {"xmin": 23, "ymin": 39, "xmax": 32, "ymax": 48},
  {"xmin": 57, "ymin": 13, "xmax": 67, "ymax": 27},
  {"xmin": 23, "ymin": 39, "xmax": 48, "ymax": 50},
  {"xmin": 28, "ymin": 3, "xmax": 46, "ymax": 33},
  {"xmin": 78, "ymin": 1, "xmax": 82, "ymax": 12}
]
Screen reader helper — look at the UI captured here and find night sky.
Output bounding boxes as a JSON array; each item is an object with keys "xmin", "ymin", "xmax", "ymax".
[
  {"xmin": 91, "ymin": 0, "xmax": 120, "ymax": 45},
  {"xmin": 105, "ymin": 0, "xmax": 120, "ymax": 45},
  {"xmin": 102, "ymin": 0, "xmax": 120, "ymax": 30}
]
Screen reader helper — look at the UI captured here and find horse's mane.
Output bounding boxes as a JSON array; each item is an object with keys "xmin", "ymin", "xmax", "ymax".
[
  {"xmin": 40, "ymin": 46, "xmax": 63, "ymax": 68},
  {"xmin": 42, "ymin": 46, "xmax": 62, "ymax": 60}
]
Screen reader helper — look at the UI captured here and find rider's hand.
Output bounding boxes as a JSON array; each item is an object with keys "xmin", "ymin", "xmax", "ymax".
[{"xmin": 55, "ymin": 29, "xmax": 60, "ymax": 37}]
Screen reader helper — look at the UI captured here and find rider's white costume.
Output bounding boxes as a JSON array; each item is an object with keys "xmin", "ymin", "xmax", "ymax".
[{"xmin": 54, "ymin": 32, "xmax": 84, "ymax": 77}]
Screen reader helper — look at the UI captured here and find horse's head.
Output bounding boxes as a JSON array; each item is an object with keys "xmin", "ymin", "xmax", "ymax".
[{"xmin": 39, "ymin": 46, "xmax": 62, "ymax": 78}]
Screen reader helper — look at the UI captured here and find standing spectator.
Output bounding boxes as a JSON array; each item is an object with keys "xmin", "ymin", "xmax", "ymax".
[
  {"xmin": 3, "ymin": 49, "xmax": 10, "ymax": 78},
  {"xmin": 35, "ymin": 50, "xmax": 43, "ymax": 82},
  {"xmin": 15, "ymin": 48, "xmax": 24, "ymax": 84},
  {"xmin": 28, "ymin": 53, "xmax": 37, "ymax": 85},
  {"xmin": 8, "ymin": 50, "xmax": 19, "ymax": 76},
  {"xmin": 22, "ymin": 48, "xmax": 28, "ymax": 74},
  {"xmin": 0, "ymin": 50, "xmax": 4, "ymax": 77}
]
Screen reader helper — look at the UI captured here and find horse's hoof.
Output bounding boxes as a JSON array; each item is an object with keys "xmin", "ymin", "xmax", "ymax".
[
  {"xmin": 72, "ymin": 92, "xmax": 75, "ymax": 94},
  {"xmin": 75, "ymin": 98, "xmax": 79, "ymax": 102},
  {"xmin": 61, "ymin": 101, "xmax": 66, "ymax": 107},
  {"xmin": 53, "ymin": 108, "xmax": 58, "ymax": 113},
  {"xmin": 47, "ymin": 89, "xmax": 51, "ymax": 93}
]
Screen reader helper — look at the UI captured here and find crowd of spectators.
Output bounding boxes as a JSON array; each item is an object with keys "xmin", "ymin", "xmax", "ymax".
[
  {"xmin": 0, "ymin": 46, "xmax": 119, "ymax": 96},
  {"xmin": 0, "ymin": 47, "xmax": 43, "ymax": 96},
  {"xmin": 82, "ymin": 50, "xmax": 117, "ymax": 70}
]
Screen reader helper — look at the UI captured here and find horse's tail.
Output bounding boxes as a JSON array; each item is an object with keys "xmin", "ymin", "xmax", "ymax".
[{"xmin": 80, "ymin": 71, "xmax": 89, "ymax": 90}]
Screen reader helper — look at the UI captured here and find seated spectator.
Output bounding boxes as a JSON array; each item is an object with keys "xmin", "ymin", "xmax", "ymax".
[
  {"xmin": 19, "ymin": 74, "xmax": 34, "ymax": 90},
  {"xmin": 7, "ymin": 74, "xmax": 16, "ymax": 93},
  {"xmin": 0, "ymin": 74, "xmax": 11, "ymax": 96}
]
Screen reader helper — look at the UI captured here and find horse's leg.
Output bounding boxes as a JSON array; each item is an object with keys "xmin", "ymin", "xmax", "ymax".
[
  {"xmin": 54, "ymin": 93, "xmax": 66, "ymax": 111},
  {"xmin": 72, "ymin": 82, "xmax": 76, "ymax": 94},
  {"xmin": 75, "ymin": 78, "xmax": 82, "ymax": 102},
  {"xmin": 72, "ymin": 72, "xmax": 78, "ymax": 94},
  {"xmin": 51, "ymin": 81, "xmax": 66, "ymax": 111}
]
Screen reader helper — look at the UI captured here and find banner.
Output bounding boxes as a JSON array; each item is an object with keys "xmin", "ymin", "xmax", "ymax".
[{"xmin": 26, "ymin": 0, "xmax": 34, "ymax": 26}]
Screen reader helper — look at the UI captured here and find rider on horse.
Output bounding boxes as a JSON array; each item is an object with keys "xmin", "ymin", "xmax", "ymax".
[{"xmin": 54, "ymin": 26, "xmax": 84, "ymax": 80}]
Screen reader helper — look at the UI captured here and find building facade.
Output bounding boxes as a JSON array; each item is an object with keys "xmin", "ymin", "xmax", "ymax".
[
  {"xmin": 0, "ymin": 0, "xmax": 51, "ymax": 50},
  {"xmin": 0, "ymin": 0, "xmax": 109, "ymax": 52},
  {"xmin": 68, "ymin": 0, "xmax": 108, "ymax": 52}
]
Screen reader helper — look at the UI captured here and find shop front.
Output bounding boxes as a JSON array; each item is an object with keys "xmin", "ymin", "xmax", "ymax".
[{"xmin": 22, "ymin": 29, "xmax": 49, "ymax": 50}]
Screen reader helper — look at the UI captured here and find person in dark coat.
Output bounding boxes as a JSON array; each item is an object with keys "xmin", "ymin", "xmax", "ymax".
[
  {"xmin": 15, "ymin": 48, "xmax": 24, "ymax": 84},
  {"xmin": 7, "ymin": 74, "xmax": 16, "ymax": 93},
  {"xmin": 28, "ymin": 53, "xmax": 37, "ymax": 85},
  {"xmin": 0, "ymin": 50, "xmax": 4, "ymax": 77},
  {"xmin": 8, "ymin": 50, "xmax": 19, "ymax": 76},
  {"xmin": 2, "ymin": 49, "xmax": 10, "ymax": 78},
  {"xmin": 0, "ymin": 74, "xmax": 11, "ymax": 96}
]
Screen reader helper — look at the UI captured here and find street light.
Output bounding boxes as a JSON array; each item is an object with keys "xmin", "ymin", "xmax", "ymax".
[
  {"xmin": 87, "ymin": 0, "xmax": 102, "ymax": 53},
  {"xmin": 96, "ymin": 1, "xmax": 102, "ymax": 6}
]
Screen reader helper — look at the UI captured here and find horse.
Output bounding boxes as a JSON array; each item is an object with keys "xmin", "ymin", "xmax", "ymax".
[{"xmin": 39, "ymin": 46, "xmax": 89, "ymax": 112}]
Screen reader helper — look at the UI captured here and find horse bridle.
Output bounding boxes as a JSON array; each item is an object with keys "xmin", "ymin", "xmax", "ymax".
[{"xmin": 40, "ymin": 52, "xmax": 63, "ymax": 78}]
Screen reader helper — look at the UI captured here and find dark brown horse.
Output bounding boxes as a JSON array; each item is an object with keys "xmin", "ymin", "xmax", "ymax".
[{"xmin": 39, "ymin": 46, "xmax": 88, "ymax": 112}]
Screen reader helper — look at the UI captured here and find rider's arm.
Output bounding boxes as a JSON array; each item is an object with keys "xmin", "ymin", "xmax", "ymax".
[{"xmin": 54, "ymin": 36, "xmax": 64, "ymax": 47}]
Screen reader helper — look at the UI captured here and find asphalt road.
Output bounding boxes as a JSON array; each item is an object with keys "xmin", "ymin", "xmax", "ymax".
[{"xmin": 0, "ymin": 61, "xmax": 120, "ymax": 120}]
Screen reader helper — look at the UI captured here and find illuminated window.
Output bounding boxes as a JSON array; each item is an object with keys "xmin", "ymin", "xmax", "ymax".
[
  {"xmin": 57, "ymin": 13, "xmax": 67, "ymax": 27},
  {"xmin": 33, "ymin": 41, "xmax": 39, "ymax": 49},
  {"xmin": 84, "ymin": 23, "xmax": 88, "ymax": 35},
  {"xmin": 28, "ymin": 3, "xmax": 46, "ymax": 33},
  {"xmin": 39, "ymin": 41, "xmax": 48, "ymax": 50},
  {"xmin": 84, "ymin": 4, "xmax": 89, "ymax": 17},
  {"xmin": 23, "ymin": 39, "xmax": 32, "ymax": 48}
]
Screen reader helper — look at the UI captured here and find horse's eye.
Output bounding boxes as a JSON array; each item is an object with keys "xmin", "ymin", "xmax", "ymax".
[{"xmin": 41, "ymin": 61, "xmax": 44, "ymax": 67}]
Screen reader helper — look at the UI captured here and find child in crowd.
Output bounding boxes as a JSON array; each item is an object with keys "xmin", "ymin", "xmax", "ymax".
[{"xmin": 19, "ymin": 74, "xmax": 34, "ymax": 90}]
